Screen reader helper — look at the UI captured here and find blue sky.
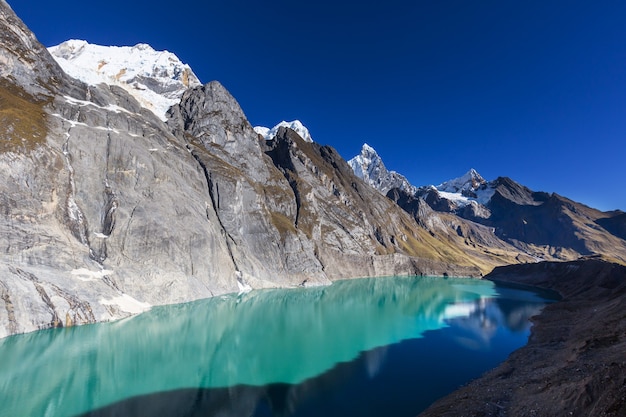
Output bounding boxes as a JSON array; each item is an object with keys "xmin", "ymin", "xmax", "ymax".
[{"xmin": 10, "ymin": 0, "xmax": 626, "ymax": 211}]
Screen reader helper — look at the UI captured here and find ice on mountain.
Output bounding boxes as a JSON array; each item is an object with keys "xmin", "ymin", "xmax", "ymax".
[
  {"xmin": 254, "ymin": 120, "xmax": 313, "ymax": 142},
  {"xmin": 48, "ymin": 39, "xmax": 201, "ymax": 121},
  {"xmin": 348, "ymin": 143, "xmax": 417, "ymax": 196}
]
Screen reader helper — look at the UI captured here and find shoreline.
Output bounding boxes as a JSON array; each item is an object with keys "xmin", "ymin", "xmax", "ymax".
[
  {"xmin": 0, "ymin": 271, "xmax": 482, "ymax": 341},
  {"xmin": 418, "ymin": 259, "xmax": 626, "ymax": 417}
]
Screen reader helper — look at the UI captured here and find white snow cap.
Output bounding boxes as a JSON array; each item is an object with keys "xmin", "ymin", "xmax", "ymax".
[
  {"xmin": 349, "ymin": 143, "xmax": 383, "ymax": 180},
  {"xmin": 348, "ymin": 143, "xmax": 417, "ymax": 196},
  {"xmin": 254, "ymin": 120, "xmax": 313, "ymax": 142},
  {"xmin": 437, "ymin": 168, "xmax": 486, "ymax": 193},
  {"xmin": 436, "ymin": 168, "xmax": 495, "ymax": 205},
  {"xmin": 48, "ymin": 39, "xmax": 202, "ymax": 121}
]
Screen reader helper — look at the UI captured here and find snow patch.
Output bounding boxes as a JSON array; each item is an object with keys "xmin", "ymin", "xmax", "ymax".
[
  {"xmin": 474, "ymin": 186, "xmax": 496, "ymax": 205},
  {"xmin": 71, "ymin": 268, "xmax": 114, "ymax": 282},
  {"xmin": 437, "ymin": 191, "xmax": 472, "ymax": 205},
  {"xmin": 50, "ymin": 113, "xmax": 88, "ymax": 128},
  {"xmin": 62, "ymin": 96, "xmax": 131, "ymax": 115},
  {"xmin": 436, "ymin": 169, "xmax": 496, "ymax": 206},
  {"xmin": 253, "ymin": 126, "xmax": 270, "ymax": 138},
  {"xmin": 100, "ymin": 294, "xmax": 152, "ymax": 314},
  {"xmin": 236, "ymin": 271, "xmax": 252, "ymax": 294}
]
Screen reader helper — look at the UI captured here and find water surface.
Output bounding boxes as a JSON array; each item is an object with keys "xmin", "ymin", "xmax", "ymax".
[{"xmin": 0, "ymin": 276, "xmax": 554, "ymax": 416}]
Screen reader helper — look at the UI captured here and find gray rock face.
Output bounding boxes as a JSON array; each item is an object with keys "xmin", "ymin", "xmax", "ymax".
[
  {"xmin": 0, "ymin": 0, "xmax": 64, "ymax": 97},
  {"xmin": 258, "ymin": 127, "xmax": 482, "ymax": 279},
  {"xmin": 0, "ymin": 75, "xmax": 241, "ymax": 338},
  {"xmin": 168, "ymin": 82, "xmax": 273, "ymax": 183},
  {"xmin": 0, "ymin": 1, "xmax": 239, "ymax": 338},
  {"xmin": 167, "ymin": 85, "xmax": 482, "ymax": 289}
]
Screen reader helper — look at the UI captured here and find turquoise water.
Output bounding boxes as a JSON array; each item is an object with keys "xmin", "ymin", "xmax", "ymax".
[{"xmin": 0, "ymin": 276, "xmax": 552, "ymax": 417}]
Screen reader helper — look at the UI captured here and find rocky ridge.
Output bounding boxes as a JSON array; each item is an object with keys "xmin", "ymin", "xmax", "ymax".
[
  {"xmin": 350, "ymin": 143, "xmax": 626, "ymax": 265},
  {"xmin": 347, "ymin": 143, "xmax": 417, "ymax": 195}
]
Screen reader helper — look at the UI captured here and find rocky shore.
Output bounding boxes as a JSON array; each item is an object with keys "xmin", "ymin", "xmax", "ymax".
[{"xmin": 418, "ymin": 259, "xmax": 626, "ymax": 416}]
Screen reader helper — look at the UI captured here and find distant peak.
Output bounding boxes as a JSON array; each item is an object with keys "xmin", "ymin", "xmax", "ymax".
[
  {"xmin": 288, "ymin": 119, "xmax": 304, "ymax": 128},
  {"xmin": 132, "ymin": 43, "xmax": 155, "ymax": 51},
  {"xmin": 359, "ymin": 143, "xmax": 380, "ymax": 158},
  {"xmin": 463, "ymin": 168, "xmax": 486, "ymax": 186},
  {"xmin": 361, "ymin": 143, "xmax": 376, "ymax": 153},
  {"xmin": 434, "ymin": 168, "xmax": 495, "ymax": 205},
  {"xmin": 437, "ymin": 169, "xmax": 487, "ymax": 193},
  {"xmin": 254, "ymin": 120, "xmax": 313, "ymax": 142},
  {"xmin": 350, "ymin": 143, "xmax": 384, "ymax": 170},
  {"xmin": 348, "ymin": 143, "xmax": 417, "ymax": 196}
]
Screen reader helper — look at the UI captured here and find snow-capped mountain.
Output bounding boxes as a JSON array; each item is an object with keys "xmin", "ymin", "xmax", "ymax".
[
  {"xmin": 48, "ymin": 39, "xmax": 201, "ymax": 121},
  {"xmin": 348, "ymin": 144, "xmax": 417, "ymax": 195},
  {"xmin": 436, "ymin": 168, "xmax": 495, "ymax": 206},
  {"xmin": 254, "ymin": 120, "xmax": 313, "ymax": 142},
  {"xmin": 348, "ymin": 143, "xmax": 496, "ymax": 211},
  {"xmin": 437, "ymin": 168, "xmax": 486, "ymax": 193}
]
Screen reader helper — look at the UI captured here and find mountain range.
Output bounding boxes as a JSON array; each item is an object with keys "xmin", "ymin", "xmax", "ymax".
[
  {"xmin": 350, "ymin": 144, "xmax": 626, "ymax": 265},
  {"xmin": 0, "ymin": 0, "xmax": 625, "ymax": 338}
]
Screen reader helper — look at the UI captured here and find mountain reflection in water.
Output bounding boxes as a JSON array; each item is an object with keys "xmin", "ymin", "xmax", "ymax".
[{"xmin": 0, "ymin": 276, "xmax": 553, "ymax": 417}]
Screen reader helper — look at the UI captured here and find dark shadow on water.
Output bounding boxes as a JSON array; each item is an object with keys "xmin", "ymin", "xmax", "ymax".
[
  {"xmin": 77, "ymin": 300, "xmax": 545, "ymax": 417},
  {"xmin": 491, "ymin": 279, "xmax": 562, "ymax": 301}
]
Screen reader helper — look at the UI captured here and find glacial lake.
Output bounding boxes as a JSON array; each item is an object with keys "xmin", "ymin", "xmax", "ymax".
[{"xmin": 0, "ymin": 275, "xmax": 555, "ymax": 417}]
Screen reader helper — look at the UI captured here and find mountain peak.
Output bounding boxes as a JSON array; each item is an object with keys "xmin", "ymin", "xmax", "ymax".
[
  {"xmin": 48, "ymin": 39, "xmax": 202, "ymax": 120},
  {"xmin": 437, "ymin": 168, "xmax": 487, "ymax": 193},
  {"xmin": 348, "ymin": 143, "xmax": 386, "ymax": 181},
  {"xmin": 348, "ymin": 143, "xmax": 417, "ymax": 196},
  {"xmin": 361, "ymin": 143, "xmax": 377, "ymax": 154},
  {"xmin": 254, "ymin": 120, "xmax": 313, "ymax": 142}
]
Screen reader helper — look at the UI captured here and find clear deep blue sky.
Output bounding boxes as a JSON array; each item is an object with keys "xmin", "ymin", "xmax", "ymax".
[{"xmin": 9, "ymin": 0, "xmax": 626, "ymax": 211}]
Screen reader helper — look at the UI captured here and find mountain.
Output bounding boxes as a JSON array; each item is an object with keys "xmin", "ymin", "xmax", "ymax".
[
  {"xmin": 436, "ymin": 168, "xmax": 495, "ymax": 204},
  {"xmin": 48, "ymin": 39, "xmax": 201, "ymax": 120},
  {"xmin": 0, "ymin": 0, "xmax": 492, "ymax": 338},
  {"xmin": 479, "ymin": 178, "xmax": 626, "ymax": 262},
  {"xmin": 254, "ymin": 120, "xmax": 313, "ymax": 142},
  {"xmin": 347, "ymin": 144, "xmax": 417, "ymax": 195},
  {"xmin": 350, "ymin": 143, "xmax": 626, "ymax": 265}
]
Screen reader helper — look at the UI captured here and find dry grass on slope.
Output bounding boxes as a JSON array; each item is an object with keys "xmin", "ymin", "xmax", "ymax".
[{"xmin": 0, "ymin": 78, "xmax": 49, "ymax": 153}]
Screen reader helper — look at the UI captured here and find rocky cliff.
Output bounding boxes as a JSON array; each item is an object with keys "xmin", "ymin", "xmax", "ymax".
[{"xmin": 0, "ymin": 0, "xmax": 486, "ymax": 338}]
